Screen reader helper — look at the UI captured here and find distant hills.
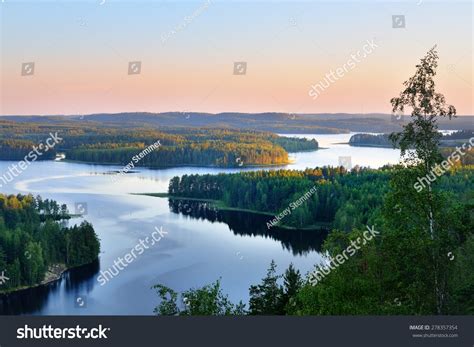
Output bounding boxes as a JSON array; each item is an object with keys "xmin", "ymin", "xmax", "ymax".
[{"xmin": 2, "ymin": 112, "xmax": 473, "ymax": 134}]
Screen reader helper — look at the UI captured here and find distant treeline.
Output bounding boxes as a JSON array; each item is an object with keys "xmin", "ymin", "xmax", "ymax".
[
  {"xmin": 3, "ymin": 113, "xmax": 473, "ymax": 133},
  {"xmin": 271, "ymin": 137, "xmax": 318, "ymax": 152},
  {"xmin": 349, "ymin": 133, "xmax": 393, "ymax": 147},
  {"xmin": 349, "ymin": 130, "xmax": 474, "ymax": 151},
  {"xmin": 0, "ymin": 122, "xmax": 317, "ymax": 167},
  {"xmin": 0, "ymin": 139, "xmax": 56, "ymax": 161},
  {"xmin": 0, "ymin": 194, "xmax": 100, "ymax": 292},
  {"xmin": 443, "ymin": 130, "xmax": 474, "ymax": 140}
]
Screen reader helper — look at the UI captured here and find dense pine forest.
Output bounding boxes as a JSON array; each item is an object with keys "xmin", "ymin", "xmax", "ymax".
[
  {"xmin": 0, "ymin": 125, "xmax": 317, "ymax": 167},
  {"xmin": 153, "ymin": 48, "xmax": 474, "ymax": 316},
  {"xmin": 167, "ymin": 165, "xmax": 472, "ymax": 231},
  {"xmin": 0, "ymin": 194, "xmax": 100, "ymax": 293}
]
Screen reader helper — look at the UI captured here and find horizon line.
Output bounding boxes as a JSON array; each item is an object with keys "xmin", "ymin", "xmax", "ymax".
[{"xmin": 1, "ymin": 112, "xmax": 473, "ymax": 117}]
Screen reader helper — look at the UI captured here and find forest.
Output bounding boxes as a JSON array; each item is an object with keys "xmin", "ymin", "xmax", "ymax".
[
  {"xmin": 0, "ymin": 139, "xmax": 56, "ymax": 161},
  {"xmin": 0, "ymin": 125, "xmax": 317, "ymax": 167},
  {"xmin": 157, "ymin": 156, "xmax": 474, "ymax": 314},
  {"xmin": 167, "ymin": 165, "xmax": 472, "ymax": 230},
  {"xmin": 153, "ymin": 47, "xmax": 474, "ymax": 316},
  {"xmin": 0, "ymin": 194, "xmax": 100, "ymax": 293},
  {"xmin": 348, "ymin": 133, "xmax": 393, "ymax": 147},
  {"xmin": 4, "ymin": 112, "xmax": 473, "ymax": 134},
  {"xmin": 349, "ymin": 130, "xmax": 474, "ymax": 151},
  {"xmin": 158, "ymin": 148, "xmax": 474, "ymax": 315}
]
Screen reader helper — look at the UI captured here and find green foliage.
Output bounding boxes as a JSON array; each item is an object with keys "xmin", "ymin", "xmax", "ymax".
[
  {"xmin": 152, "ymin": 284, "xmax": 179, "ymax": 315},
  {"xmin": 169, "ymin": 167, "xmax": 391, "ymax": 230},
  {"xmin": 272, "ymin": 136, "xmax": 318, "ymax": 152},
  {"xmin": 165, "ymin": 164, "xmax": 472, "ymax": 315},
  {"xmin": 65, "ymin": 222, "xmax": 100, "ymax": 267},
  {"xmin": 152, "ymin": 263, "xmax": 302, "ymax": 316},
  {"xmin": 288, "ymin": 228, "xmax": 386, "ymax": 315},
  {"xmin": 349, "ymin": 130, "xmax": 473, "ymax": 150},
  {"xmin": 0, "ymin": 194, "xmax": 100, "ymax": 292},
  {"xmin": 0, "ymin": 139, "xmax": 56, "ymax": 160},
  {"xmin": 281, "ymin": 264, "xmax": 303, "ymax": 313},
  {"xmin": 389, "ymin": 45, "xmax": 455, "ymax": 168},
  {"xmin": 388, "ymin": 46, "xmax": 460, "ymax": 314},
  {"xmin": 152, "ymin": 280, "xmax": 246, "ymax": 316},
  {"xmin": 0, "ymin": 124, "xmax": 318, "ymax": 168},
  {"xmin": 249, "ymin": 260, "xmax": 284, "ymax": 315},
  {"xmin": 288, "ymin": 47, "xmax": 472, "ymax": 316},
  {"xmin": 349, "ymin": 133, "xmax": 394, "ymax": 148},
  {"xmin": 448, "ymin": 235, "xmax": 474, "ymax": 314}
]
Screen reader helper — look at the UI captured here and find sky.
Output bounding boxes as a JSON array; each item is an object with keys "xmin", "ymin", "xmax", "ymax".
[{"xmin": 0, "ymin": 0, "xmax": 472, "ymax": 116}]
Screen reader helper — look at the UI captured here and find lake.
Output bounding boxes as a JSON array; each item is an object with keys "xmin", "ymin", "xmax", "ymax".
[{"xmin": 0, "ymin": 133, "xmax": 401, "ymax": 315}]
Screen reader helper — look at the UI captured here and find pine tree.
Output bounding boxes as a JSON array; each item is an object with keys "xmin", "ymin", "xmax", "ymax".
[{"xmin": 248, "ymin": 260, "xmax": 284, "ymax": 314}]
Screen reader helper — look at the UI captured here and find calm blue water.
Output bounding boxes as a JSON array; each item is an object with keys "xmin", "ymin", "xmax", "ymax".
[{"xmin": 0, "ymin": 133, "xmax": 400, "ymax": 315}]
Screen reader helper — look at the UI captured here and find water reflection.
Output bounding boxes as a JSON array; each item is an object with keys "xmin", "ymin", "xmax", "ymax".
[
  {"xmin": 0, "ymin": 260, "xmax": 99, "ymax": 315},
  {"xmin": 169, "ymin": 199, "xmax": 328, "ymax": 255}
]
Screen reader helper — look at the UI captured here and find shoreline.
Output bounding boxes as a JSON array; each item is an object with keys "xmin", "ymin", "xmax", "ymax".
[
  {"xmin": 0, "ymin": 263, "xmax": 68, "ymax": 296},
  {"xmin": 0, "ymin": 261, "xmax": 96, "ymax": 296},
  {"xmin": 348, "ymin": 143, "xmax": 394, "ymax": 148},
  {"xmin": 134, "ymin": 193, "xmax": 332, "ymax": 230},
  {"xmin": 58, "ymin": 159, "xmax": 294, "ymax": 169}
]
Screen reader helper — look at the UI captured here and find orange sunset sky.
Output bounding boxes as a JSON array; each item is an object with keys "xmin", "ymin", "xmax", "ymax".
[{"xmin": 1, "ymin": 0, "xmax": 472, "ymax": 116}]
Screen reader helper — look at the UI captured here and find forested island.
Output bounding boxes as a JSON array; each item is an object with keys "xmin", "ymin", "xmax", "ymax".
[
  {"xmin": 348, "ymin": 133, "xmax": 393, "ymax": 147},
  {"xmin": 0, "ymin": 194, "xmax": 100, "ymax": 293},
  {"xmin": 349, "ymin": 130, "xmax": 474, "ymax": 149},
  {"xmin": 0, "ymin": 125, "xmax": 317, "ymax": 168},
  {"xmin": 163, "ymin": 164, "xmax": 471, "ymax": 231}
]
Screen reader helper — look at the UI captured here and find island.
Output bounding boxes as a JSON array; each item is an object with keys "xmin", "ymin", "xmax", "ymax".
[
  {"xmin": 0, "ymin": 123, "xmax": 318, "ymax": 168},
  {"xmin": 348, "ymin": 130, "xmax": 473, "ymax": 148}
]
